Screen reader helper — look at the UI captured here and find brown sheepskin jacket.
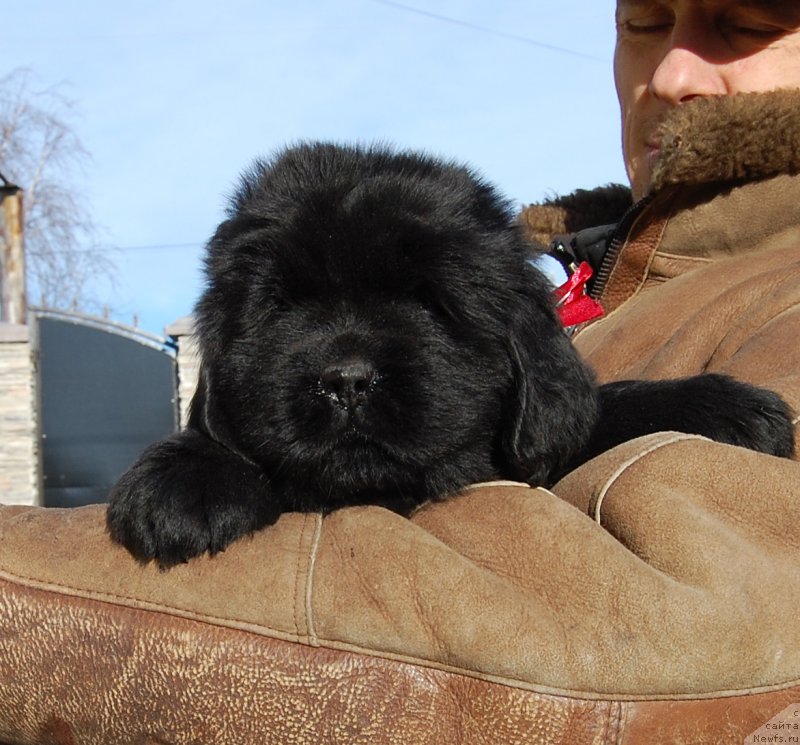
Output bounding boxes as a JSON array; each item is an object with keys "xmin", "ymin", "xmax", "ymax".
[{"xmin": 1, "ymin": 91, "xmax": 800, "ymax": 745}]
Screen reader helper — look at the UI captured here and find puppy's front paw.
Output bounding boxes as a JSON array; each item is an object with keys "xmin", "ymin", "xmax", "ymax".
[
  {"xmin": 107, "ymin": 431, "xmax": 277, "ymax": 568},
  {"xmin": 593, "ymin": 374, "xmax": 796, "ymax": 463},
  {"xmin": 709, "ymin": 376, "xmax": 796, "ymax": 458}
]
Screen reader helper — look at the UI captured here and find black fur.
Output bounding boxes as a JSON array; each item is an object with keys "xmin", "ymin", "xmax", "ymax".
[{"xmin": 107, "ymin": 142, "xmax": 795, "ymax": 567}]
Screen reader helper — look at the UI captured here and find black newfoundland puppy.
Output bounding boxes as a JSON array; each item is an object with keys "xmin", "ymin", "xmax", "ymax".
[{"xmin": 108, "ymin": 142, "xmax": 794, "ymax": 567}]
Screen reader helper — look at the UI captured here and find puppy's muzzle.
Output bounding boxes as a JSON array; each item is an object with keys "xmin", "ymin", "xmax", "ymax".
[{"xmin": 320, "ymin": 358, "xmax": 379, "ymax": 412}]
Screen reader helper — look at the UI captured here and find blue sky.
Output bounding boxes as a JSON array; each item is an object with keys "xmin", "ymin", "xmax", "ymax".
[{"xmin": 2, "ymin": 1, "xmax": 626, "ymax": 337}]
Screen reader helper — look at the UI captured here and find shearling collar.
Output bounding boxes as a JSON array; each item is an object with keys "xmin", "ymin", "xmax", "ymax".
[
  {"xmin": 519, "ymin": 90, "xmax": 800, "ymax": 247},
  {"xmin": 518, "ymin": 184, "xmax": 632, "ymax": 248},
  {"xmin": 589, "ymin": 90, "xmax": 800, "ymax": 313},
  {"xmin": 651, "ymin": 89, "xmax": 800, "ymax": 193}
]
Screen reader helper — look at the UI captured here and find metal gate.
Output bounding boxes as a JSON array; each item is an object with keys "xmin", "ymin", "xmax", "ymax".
[{"xmin": 35, "ymin": 310, "xmax": 178, "ymax": 507}]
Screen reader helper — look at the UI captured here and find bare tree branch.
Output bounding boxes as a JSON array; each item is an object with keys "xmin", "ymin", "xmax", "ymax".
[{"xmin": 0, "ymin": 68, "xmax": 116, "ymax": 313}]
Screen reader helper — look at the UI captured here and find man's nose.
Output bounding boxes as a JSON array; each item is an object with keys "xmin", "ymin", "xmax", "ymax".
[{"xmin": 649, "ymin": 45, "xmax": 728, "ymax": 104}]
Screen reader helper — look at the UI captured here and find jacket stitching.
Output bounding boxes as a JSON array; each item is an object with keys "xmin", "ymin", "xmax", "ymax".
[
  {"xmin": 624, "ymin": 204, "xmax": 676, "ymax": 301},
  {"xmin": 652, "ymin": 250, "xmax": 713, "ymax": 263},
  {"xmin": 3, "ymin": 569, "xmax": 800, "ymax": 701},
  {"xmin": 595, "ymin": 193, "xmax": 680, "ymax": 323},
  {"xmin": 292, "ymin": 516, "xmax": 306, "ymax": 639},
  {"xmin": 615, "ymin": 701, "xmax": 629, "ymax": 745},
  {"xmin": 304, "ymin": 513, "xmax": 324, "ymax": 647},
  {"xmin": 604, "ymin": 700, "xmax": 625, "ymax": 745},
  {"xmin": 593, "ymin": 434, "xmax": 709, "ymax": 524},
  {"xmin": 462, "ymin": 480, "xmax": 531, "ymax": 491}
]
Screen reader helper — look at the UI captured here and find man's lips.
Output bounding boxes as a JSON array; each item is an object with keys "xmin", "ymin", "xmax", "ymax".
[
  {"xmin": 645, "ymin": 135, "xmax": 662, "ymax": 152},
  {"xmin": 644, "ymin": 139, "xmax": 662, "ymax": 168}
]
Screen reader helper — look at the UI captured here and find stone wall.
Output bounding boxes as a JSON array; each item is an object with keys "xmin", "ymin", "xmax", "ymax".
[
  {"xmin": 0, "ymin": 324, "xmax": 38, "ymax": 506},
  {"xmin": 166, "ymin": 316, "xmax": 200, "ymax": 428}
]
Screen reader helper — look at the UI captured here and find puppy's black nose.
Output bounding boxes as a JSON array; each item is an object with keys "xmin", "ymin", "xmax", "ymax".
[{"xmin": 320, "ymin": 359, "xmax": 378, "ymax": 410}]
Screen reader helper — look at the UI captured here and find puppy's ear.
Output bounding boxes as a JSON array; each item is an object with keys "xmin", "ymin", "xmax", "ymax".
[
  {"xmin": 501, "ymin": 277, "xmax": 599, "ymax": 486},
  {"xmin": 187, "ymin": 366, "xmax": 217, "ymax": 438},
  {"xmin": 188, "ymin": 366, "xmax": 253, "ymax": 463}
]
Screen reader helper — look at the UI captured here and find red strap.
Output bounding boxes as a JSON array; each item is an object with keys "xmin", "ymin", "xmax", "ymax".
[{"xmin": 553, "ymin": 262, "xmax": 604, "ymax": 327}]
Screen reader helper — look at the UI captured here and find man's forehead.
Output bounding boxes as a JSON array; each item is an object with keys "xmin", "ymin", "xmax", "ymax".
[
  {"xmin": 617, "ymin": 0, "xmax": 795, "ymax": 11},
  {"xmin": 615, "ymin": 0, "xmax": 800, "ymax": 27}
]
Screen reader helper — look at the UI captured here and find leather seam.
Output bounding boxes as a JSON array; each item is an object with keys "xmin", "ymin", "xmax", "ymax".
[
  {"xmin": 462, "ymin": 480, "xmax": 532, "ymax": 491},
  {"xmin": 651, "ymin": 250, "xmax": 713, "ymax": 263},
  {"xmin": 2, "ymin": 572, "xmax": 800, "ymax": 703},
  {"xmin": 636, "ymin": 200, "xmax": 680, "ymax": 296},
  {"xmin": 292, "ymin": 515, "xmax": 307, "ymax": 640},
  {"xmin": 598, "ymin": 193, "xmax": 678, "ymax": 318},
  {"xmin": 304, "ymin": 513, "xmax": 323, "ymax": 647},
  {"xmin": 602, "ymin": 700, "xmax": 624, "ymax": 745},
  {"xmin": 593, "ymin": 434, "xmax": 710, "ymax": 524},
  {"xmin": 613, "ymin": 701, "xmax": 628, "ymax": 745}
]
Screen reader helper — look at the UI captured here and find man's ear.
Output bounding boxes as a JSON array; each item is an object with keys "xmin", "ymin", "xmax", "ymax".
[{"xmin": 500, "ymin": 279, "xmax": 599, "ymax": 486}]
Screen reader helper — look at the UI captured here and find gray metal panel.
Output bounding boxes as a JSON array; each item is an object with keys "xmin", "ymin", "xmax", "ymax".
[{"xmin": 36, "ymin": 313, "xmax": 178, "ymax": 507}]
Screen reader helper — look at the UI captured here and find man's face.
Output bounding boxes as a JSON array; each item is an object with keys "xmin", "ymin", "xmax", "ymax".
[{"xmin": 615, "ymin": 0, "xmax": 800, "ymax": 199}]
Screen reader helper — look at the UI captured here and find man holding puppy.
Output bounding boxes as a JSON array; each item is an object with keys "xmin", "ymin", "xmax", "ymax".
[
  {"xmin": 572, "ymin": 2, "xmax": 800, "ymax": 737},
  {"xmin": 2, "ymin": 2, "xmax": 800, "ymax": 742},
  {"xmin": 525, "ymin": 0, "xmax": 800, "ymax": 416},
  {"xmin": 522, "ymin": 0, "xmax": 800, "ymax": 737},
  {"xmin": 572, "ymin": 0, "xmax": 800, "ymax": 414}
]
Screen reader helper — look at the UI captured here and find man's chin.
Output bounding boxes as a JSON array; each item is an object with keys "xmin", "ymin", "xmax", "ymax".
[{"xmin": 628, "ymin": 160, "xmax": 652, "ymax": 201}]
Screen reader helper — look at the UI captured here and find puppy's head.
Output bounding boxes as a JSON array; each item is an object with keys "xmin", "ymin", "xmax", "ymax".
[{"xmin": 192, "ymin": 143, "xmax": 597, "ymax": 512}]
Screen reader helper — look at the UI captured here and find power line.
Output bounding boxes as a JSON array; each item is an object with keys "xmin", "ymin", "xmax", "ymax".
[
  {"xmin": 27, "ymin": 242, "xmax": 204, "ymax": 257},
  {"xmin": 113, "ymin": 242, "xmax": 204, "ymax": 252},
  {"xmin": 370, "ymin": 0, "xmax": 608, "ymax": 64}
]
